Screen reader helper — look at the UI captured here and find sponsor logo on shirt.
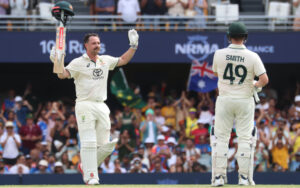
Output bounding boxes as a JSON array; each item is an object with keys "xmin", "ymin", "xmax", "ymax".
[{"xmin": 92, "ymin": 69, "xmax": 104, "ymax": 80}]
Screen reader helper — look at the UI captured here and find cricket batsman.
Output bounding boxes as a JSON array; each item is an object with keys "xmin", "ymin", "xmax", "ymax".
[
  {"xmin": 49, "ymin": 30, "xmax": 139, "ymax": 184},
  {"xmin": 211, "ymin": 22, "xmax": 269, "ymax": 186}
]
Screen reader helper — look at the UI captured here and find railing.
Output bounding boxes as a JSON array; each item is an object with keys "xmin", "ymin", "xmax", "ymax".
[{"xmin": 0, "ymin": 15, "xmax": 298, "ymax": 31}]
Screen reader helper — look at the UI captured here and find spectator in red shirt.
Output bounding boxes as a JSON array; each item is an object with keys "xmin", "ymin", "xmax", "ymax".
[
  {"xmin": 19, "ymin": 114, "xmax": 42, "ymax": 154},
  {"xmin": 190, "ymin": 118, "xmax": 208, "ymax": 145}
]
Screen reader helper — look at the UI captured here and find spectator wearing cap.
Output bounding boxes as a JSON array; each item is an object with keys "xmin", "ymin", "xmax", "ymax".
[
  {"xmin": 116, "ymin": 130, "xmax": 135, "ymax": 162},
  {"xmin": 14, "ymin": 96, "xmax": 33, "ymax": 126},
  {"xmin": 19, "ymin": 113, "xmax": 42, "ymax": 154},
  {"xmin": 190, "ymin": 118, "xmax": 208, "ymax": 145},
  {"xmin": 54, "ymin": 161, "xmax": 64, "ymax": 174},
  {"xmin": 140, "ymin": 109, "xmax": 161, "ymax": 144},
  {"xmin": 0, "ymin": 158, "xmax": 8, "ymax": 174},
  {"xmin": 2, "ymin": 110, "xmax": 21, "ymax": 133},
  {"xmin": 9, "ymin": 154, "xmax": 30, "ymax": 174},
  {"xmin": 184, "ymin": 108, "xmax": 198, "ymax": 139},
  {"xmin": 129, "ymin": 157, "xmax": 148, "ymax": 173},
  {"xmin": 151, "ymin": 135, "xmax": 170, "ymax": 167},
  {"xmin": 0, "ymin": 121, "xmax": 21, "ymax": 166},
  {"xmin": 161, "ymin": 125, "xmax": 171, "ymax": 140},
  {"xmin": 34, "ymin": 159, "xmax": 51, "ymax": 174},
  {"xmin": 166, "ymin": 137, "xmax": 177, "ymax": 169}
]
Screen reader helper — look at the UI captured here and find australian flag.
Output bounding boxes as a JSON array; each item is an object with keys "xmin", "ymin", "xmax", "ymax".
[{"xmin": 187, "ymin": 60, "xmax": 218, "ymax": 93}]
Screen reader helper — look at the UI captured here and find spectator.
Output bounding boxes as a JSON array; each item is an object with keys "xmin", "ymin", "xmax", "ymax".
[
  {"xmin": 193, "ymin": 0, "xmax": 207, "ymax": 29},
  {"xmin": 64, "ymin": 114, "xmax": 78, "ymax": 142},
  {"xmin": 34, "ymin": 159, "xmax": 51, "ymax": 174},
  {"xmin": 166, "ymin": 0, "xmax": 188, "ymax": 17},
  {"xmin": 116, "ymin": 130, "xmax": 135, "ymax": 161},
  {"xmin": 9, "ymin": 154, "xmax": 29, "ymax": 174},
  {"xmin": 110, "ymin": 122, "xmax": 120, "ymax": 141},
  {"xmin": 184, "ymin": 138, "xmax": 200, "ymax": 162},
  {"xmin": 255, "ymin": 142, "xmax": 269, "ymax": 172},
  {"xmin": 120, "ymin": 106, "xmax": 136, "ymax": 140},
  {"xmin": 161, "ymin": 98, "xmax": 176, "ymax": 129},
  {"xmin": 270, "ymin": 128, "xmax": 289, "ymax": 172},
  {"xmin": 191, "ymin": 118, "xmax": 208, "ymax": 145},
  {"xmin": 19, "ymin": 114, "xmax": 42, "ymax": 154},
  {"xmin": 121, "ymin": 154, "xmax": 131, "ymax": 171},
  {"xmin": 151, "ymin": 157, "xmax": 168, "ymax": 173},
  {"xmin": 117, "ymin": 0, "xmax": 141, "ymax": 24},
  {"xmin": 0, "ymin": 158, "xmax": 9, "ymax": 174},
  {"xmin": 2, "ymin": 110, "xmax": 21, "ymax": 133},
  {"xmin": 140, "ymin": 0, "xmax": 167, "ymax": 30},
  {"xmin": 151, "ymin": 134, "xmax": 170, "ymax": 165},
  {"xmin": 291, "ymin": 123, "xmax": 300, "ymax": 154},
  {"xmin": 53, "ymin": 161, "xmax": 64, "ymax": 174},
  {"xmin": 9, "ymin": 0, "xmax": 28, "ymax": 30},
  {"xmin": 111, "ymin": 159, "xmax": 127, "ymax": 173},
  {"xmin": 140, "ymin": 109, "xmax": 161, "ymax": 144},
  {"xmin": 0, "ymin": 121, "xmax": 21, "ymax": 166},
  {"xmin": 129, "ymin": 157, "xmax": 148, "ymax": 173},
  {"xmin": 184, "ymin": 108, "xmax": 198, "ymax": 139},
  {"xmin": 293, "ymin": 0, "xmax": 300, "ymax": 31},
  {"xmin": 2, "ymin": 90, "xmax": 16, "ymax": 117},
  {"xmin": 290, "ymin": 152, "xmax": 300, "ymax": 171},
  {"xmin": 14, "ymin": 96, "xmax": 32, "ymax": 126},
  {"xmin": 95, "ymin": 0, "xmax": 115, "ymax": 15},
  {"xmin": 37, "ymin": 110, "xmax": 48, "ymax": 142},
  {"xmin": 154, "ymin": 105, "xmax": 165, "ymax": 127},
  {"xmin": 100, "ymin": 156, "xmax": 114, "ymax": 173},
  {"xmin": 88, "ymin": 0, "xmax": 96, "ymax": 15},
  {"xmin": 50, "ymin": 117, "xmax": 67, "ymax": 154}
]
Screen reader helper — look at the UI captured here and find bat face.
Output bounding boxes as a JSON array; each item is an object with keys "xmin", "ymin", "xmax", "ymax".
[{"xmin": 53, "ymin": 26, "xmax": 66, "ymax": 74}]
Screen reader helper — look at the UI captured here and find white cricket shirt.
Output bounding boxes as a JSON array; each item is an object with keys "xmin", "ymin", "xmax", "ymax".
[
  {"xmin": 66, "ymin": 53, "xmax": 119, "ymax": 102},
  {"xmin": 212, "ymin": 44, "xmax": 266, "ymax": 98}
]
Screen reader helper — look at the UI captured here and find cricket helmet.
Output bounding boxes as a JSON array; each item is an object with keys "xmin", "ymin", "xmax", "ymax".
[
  {"xmin": 227, "ymin": 21, "xmax": 248, "ymax": 41},
  {"xmin": 52, "ymin": 1, "xmax": 74, "ymax": 24}
]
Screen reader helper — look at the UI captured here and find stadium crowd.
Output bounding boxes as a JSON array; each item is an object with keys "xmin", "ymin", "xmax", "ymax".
[
  {"xmin": 0, "ymin": 0, "xmax": 299, "ymax": 31},
  {"xmin": 0, "ymin": 81, "xmax": 300, "ymax": 175}
]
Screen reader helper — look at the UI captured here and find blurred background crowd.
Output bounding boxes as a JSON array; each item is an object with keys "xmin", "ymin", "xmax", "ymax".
[
  {"xmin": 0, "ymin": 80, "xmax": 300, "ymax": 175},
  {"xmin": 0, "ymin": 0, "xmax": 300, "ymax": 31}
]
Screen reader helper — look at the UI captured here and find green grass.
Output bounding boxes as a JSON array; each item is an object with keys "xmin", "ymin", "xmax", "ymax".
[{"xmin": 0, "ymin": 185, "xmax": 299, "ymax": 188}]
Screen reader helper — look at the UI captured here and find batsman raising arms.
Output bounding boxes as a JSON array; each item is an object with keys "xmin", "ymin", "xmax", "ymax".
[
  {"xmin": 50, "ymin": 29, "xmax": 139, "ymax": 184},
  {"xmin": 211, "ymin": 22, "xmax": 269, "ymax": 186}
]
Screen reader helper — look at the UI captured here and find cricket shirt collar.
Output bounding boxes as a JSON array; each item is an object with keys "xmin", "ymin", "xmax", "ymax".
[{"xmin": 228, "ymin": 44, "xmax": 246, "ymax": 49}]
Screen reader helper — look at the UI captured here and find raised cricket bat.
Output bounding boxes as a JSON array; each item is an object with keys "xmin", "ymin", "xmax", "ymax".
[{"xmin": 53, "ymin": 11, "xmax": 66, "ymax": 74}]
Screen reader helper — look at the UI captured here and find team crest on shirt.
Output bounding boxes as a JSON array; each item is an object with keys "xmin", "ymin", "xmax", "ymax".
[{"xmin": 92, "ymin": 68, "xmax": 104, "ymax": 80}]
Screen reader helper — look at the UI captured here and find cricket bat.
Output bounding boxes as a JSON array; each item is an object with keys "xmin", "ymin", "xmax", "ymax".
[{"xmin": 53, "ymin": 11, "xmax": 66, "ymax": 74}]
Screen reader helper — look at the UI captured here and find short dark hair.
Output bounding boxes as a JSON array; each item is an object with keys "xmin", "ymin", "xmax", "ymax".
[{"xmin": 83, "ymin": 33, "xmax": 99, "ymax": 44}]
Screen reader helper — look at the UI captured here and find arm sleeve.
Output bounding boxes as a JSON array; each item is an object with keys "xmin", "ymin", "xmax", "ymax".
[
  {"xmin": 253, "ymin": 53, "xmax": 266, "ymax": 77},
  {"xmin": 103, "ymin": 55, "xmax": 120, "ymax": 70},
  {"xmin": 212, "ymin": 51, "xmax": 218, "ymax": 73},
  {"xmin": 65, "ymin": 60, "xmax": 79, "ymax": 79}
]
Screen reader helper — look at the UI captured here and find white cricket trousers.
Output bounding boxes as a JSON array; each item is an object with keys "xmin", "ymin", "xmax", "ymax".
[
  {"xmin": 214, "ymin": 96, "xmax": 255, "ymax": 146},
  {"xmin": 75, "ymin": 100, "xmax": 111, "ymax": 182}
]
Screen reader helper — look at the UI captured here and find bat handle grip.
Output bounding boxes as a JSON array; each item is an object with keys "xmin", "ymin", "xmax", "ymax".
[{"xmin": 254, "ymin": 90, "xmax": 260, "ymax": 103}]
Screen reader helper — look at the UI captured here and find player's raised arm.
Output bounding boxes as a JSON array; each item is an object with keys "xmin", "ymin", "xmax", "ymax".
[
  {"xmin": 117, "ymin": 29, "xmax": 139, "ymax": 67},
  {"xmin": 49, "ymin": 47, "xmax": 70, "ymax": 79}
]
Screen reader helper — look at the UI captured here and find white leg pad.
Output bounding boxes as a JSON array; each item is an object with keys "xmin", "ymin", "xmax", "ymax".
[
  {"xmin": 80, "ymin": 129, "xmax": 98, "ymax": 183},
  {"xmin": 97, "ymin": 138, "xmax": 118, "ymax": 166},
  {"xmin": 236, "ymin": 142, "xmax": 252, "ymax": 178},
  {"xmin": 211, "ymin": 139, "xmax": 229, "ymax": 183}
]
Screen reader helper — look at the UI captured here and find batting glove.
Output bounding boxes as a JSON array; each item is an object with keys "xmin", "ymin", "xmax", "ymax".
[
  {"xmin": 50, "ymin": 46, "xmax": 56, "ymax": 63},
  {"xmin": 50, "ymin": 46, "xmax": 65, "ymax": 63},
  {"xmin": 253, "ymin": 80, "xmax": 262, "ymax": 93},
  {"xmin": 128, "ymin": 29, "xmax": 139, "ymax": 50}
]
